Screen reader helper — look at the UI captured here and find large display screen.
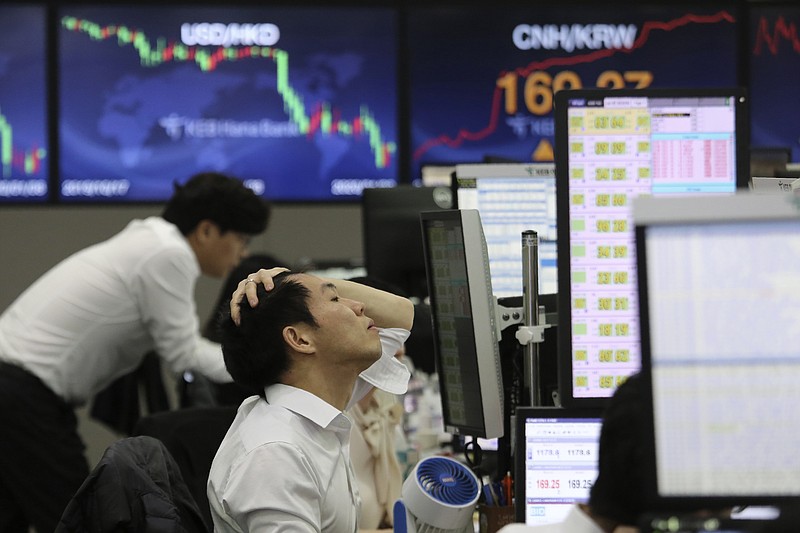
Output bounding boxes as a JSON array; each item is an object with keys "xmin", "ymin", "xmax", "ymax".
[
  {"xmin": 749, "ymin": 5, "xmax": 800, "ymax": 163},
  {"xmin": 57, "ymin": 5, "xmax": 398, "ymax": 202},
  {"xmin": 0, "ymin": 4, "xmax": 49, "ymax": 203},
  {"xmin": 408, "ymin": 4, "xmax": 739, "ymax": 181},
  {"xmin": 555, "ymin": 88, "xmax": 749, "ymax": 407},
  {"xmin": 636, "ymin": 194, "xmax": 800, "ymax": 509}
]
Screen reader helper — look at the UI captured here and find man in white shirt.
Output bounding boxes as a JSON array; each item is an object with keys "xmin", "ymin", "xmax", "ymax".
[
  {"xmin": 0, "ymin": 172, "xmax": 269, "ymax": 533},
  {"xmin": 207, "ymin": 270, "xmax": 413, "ymax": 532}
]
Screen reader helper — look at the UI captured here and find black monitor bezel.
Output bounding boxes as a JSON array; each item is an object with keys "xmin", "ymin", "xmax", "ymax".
[
  {"xmin": 554, "ymin": 87, "xmax": 750, "ymax": 409},
  {"xmin": 361, "ymin": 185, "xmax": 452, "ymax": 300}
]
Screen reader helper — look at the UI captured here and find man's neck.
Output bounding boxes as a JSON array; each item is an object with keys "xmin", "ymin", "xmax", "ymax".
[{"xmin": 282, "ymin": 364, "xmax": 359, "ymax": 411}]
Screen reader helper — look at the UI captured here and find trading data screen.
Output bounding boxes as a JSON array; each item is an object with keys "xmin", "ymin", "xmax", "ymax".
[
  {"xmin": 561, "ymin": 92, "xmax": 741, "ymax": 401},
  {"xmin": 645, "ymin": 220, "xmax": 800, "ymax": 498},
  {"xmin": 520, "ymin": 415, "xmax": 601, "ymax": 525},
  {"xmin": 456, "ymin": 164, "xmax": 557, "ymax": 298},
  {"xmin": 424, "ymin": 216, "xmax": 483, "ymax": 432}
]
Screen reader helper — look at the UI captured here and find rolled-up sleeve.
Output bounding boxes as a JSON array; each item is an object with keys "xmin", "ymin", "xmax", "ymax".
[{"xmin": 349, "ymin": 328, "xmax": 411, "ymax": 409}]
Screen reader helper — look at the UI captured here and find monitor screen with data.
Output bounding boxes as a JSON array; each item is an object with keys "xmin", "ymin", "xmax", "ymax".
[
  {"xmin": 635, "ymin": 193, "xmax": 800, "ymax": 509},
  {"xmin": 555, "ymin": 88, "xmax": 749, "ymax": 407},
  {"xmin": 454, "ymin": 163, "xmax": 557, "ymax": 298},
  {"xmin": 421, "ymin": 209, "xmax": 504, "ymax": 439},
  {"xmin": 514, "ymin": 407, "xmax": 603, "ymax": 526}
]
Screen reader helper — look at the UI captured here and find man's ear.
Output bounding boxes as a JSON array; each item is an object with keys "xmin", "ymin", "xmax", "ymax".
[
  {"xmin": 187, "ymin": 220, "xmax": 217, "ymax": 249},
  {"xmin": 283, "ymin": 324, "xmax": 315, "ymax": 355},
  {"xmin": 195, "ymin": 219, "xmax": 218, "ymax": 241}
]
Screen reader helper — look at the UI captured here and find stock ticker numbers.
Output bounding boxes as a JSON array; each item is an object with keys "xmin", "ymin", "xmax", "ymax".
[
  {"xmin": 536, "ymin": 478, "xmax": 561, "ymax": 490},
  {"xmin": 568, "ymin": 104, "xmax": 650, "ymax": 396},
  {"xmin": 522, "ymin": 417, "xmax": 602, "ymax": 525},
  {"xmin": 496, "ymin": 70, "xmax": 653, "ymax": 116}
]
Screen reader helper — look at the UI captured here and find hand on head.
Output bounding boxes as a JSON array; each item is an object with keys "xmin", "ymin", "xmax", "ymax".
[{"xmin": 230, "ymin": 267, "xmax": 290, "ymax": 325}]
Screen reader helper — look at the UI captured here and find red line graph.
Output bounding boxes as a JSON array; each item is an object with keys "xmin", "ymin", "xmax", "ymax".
[
  {"xmin": 413, "ymin": 11, "xmax": 735, "ymax": 161},
  {"xmin": 753, "ymin": 15, "xmax": 800, "ymax": 55}
]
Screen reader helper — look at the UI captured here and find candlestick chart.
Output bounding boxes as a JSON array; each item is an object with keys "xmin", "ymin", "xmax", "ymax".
[
  {"xmin": 0, "ymin": 5, "xmax": 49, "ymax": 201},
  {"xmin": 58, "ymin": 7, "xmax": 398, "ymax": 201}
]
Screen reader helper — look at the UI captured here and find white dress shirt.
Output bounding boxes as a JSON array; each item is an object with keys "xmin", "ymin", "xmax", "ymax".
[
  {"xmin": 0, "ymin": 217, "xmax": 230, "ymax": 405},
  {"xmin": 208, "ymin": 328, "xmax": 410, "ymax": 533}
]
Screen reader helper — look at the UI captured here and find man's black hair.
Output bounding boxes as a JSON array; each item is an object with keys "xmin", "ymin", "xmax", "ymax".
[
  {"xmin": 588, "ymin": 372, "xmax": 649, "ymax": 525},
  {"xmin": 219, "ymin": 272, "xmax": 318, "ymax": 396},
  {"xmin": 203, "ymin": 254, "xmax": 288, "ymax": 343},
  {"xmin": 162, "ymin": 172, "xmax": 270, "ymax": 236}
]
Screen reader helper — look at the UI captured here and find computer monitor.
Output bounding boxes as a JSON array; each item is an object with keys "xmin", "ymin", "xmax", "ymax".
[
  {"xmin": 554, "ymin": 87, "xmax": 749, "ymax": 407},
  {"xmin": 362, "ymin": 185, "xmax": 452, "ymax": 300},
  {"xmin": 635, "ymin": 193, "xmax": 800, "ymax": 510},
  {"xmin": 454, "ymin": 163, "xmax": 557, "ymax": 298},
  {"xmin": 514, "ymin": 407, "xmax": 603, "ymax": 526},
  {"xmin": 420, "ymin": 209, "xmax": 504, "ymax": 439}
]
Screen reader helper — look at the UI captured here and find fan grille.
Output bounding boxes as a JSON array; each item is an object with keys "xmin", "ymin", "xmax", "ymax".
[{"xmin": 415, "ymin": 457, "xmax": 479, "ymax": 505}]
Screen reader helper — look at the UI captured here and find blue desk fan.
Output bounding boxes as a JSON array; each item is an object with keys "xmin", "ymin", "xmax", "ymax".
[{"xmin": 393, "ymin": 455, "xmax": 481, "ymax": 533}]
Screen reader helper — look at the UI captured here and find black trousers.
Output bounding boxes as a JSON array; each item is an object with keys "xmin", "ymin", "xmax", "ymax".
[{"xmin": 0, "ymin": 362, "xmax": 89, "ymax": 533}]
